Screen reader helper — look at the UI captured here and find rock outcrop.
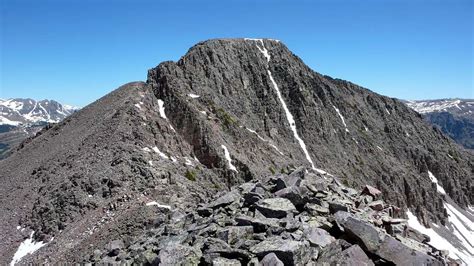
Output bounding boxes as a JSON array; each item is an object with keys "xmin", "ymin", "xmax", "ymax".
[{"xmin": 88, "ymin": 168, "xmax": 452, "ymax": 265}]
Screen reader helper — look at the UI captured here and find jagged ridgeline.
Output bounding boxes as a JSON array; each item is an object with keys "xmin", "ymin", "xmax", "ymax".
[{"xmin": 0, "ymin": 39, "xmax": 472, "ymax": 265}]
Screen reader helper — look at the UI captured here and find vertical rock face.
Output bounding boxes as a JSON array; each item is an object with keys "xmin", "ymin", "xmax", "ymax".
[
  {"xmin": 148, "ymin": 39, "xmax": 472, "ymax": 219},
  {"xmin": 0, "ymin": 39, "xmax": 472, "ymax": 264}
]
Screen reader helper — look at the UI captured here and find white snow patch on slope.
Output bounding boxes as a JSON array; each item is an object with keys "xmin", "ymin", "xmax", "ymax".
[
  {"xmin": 221, "ymin": 145, "xmax": 237, "ymax": 172},
  {"xmin": 406, "ymin": 210, "xmax": 472, "ymax": 265},
  {"xmin": 145, "ymin": 201, "xmax": 171, "ymax": 209},
  {"xmin": 427, "ymin": 171, "xmax": 446, "ymax": 195},
  {"xmin": 134, "ymin": 103, "xmax": 141, "ymax": 110},
  {"xmin": 268, "ymin": 69, "xmax": 315, "ymax": 169},
  {"xmin": 332, "ymin": 105, "xmax": 349, "ymax": 132},
  {"xmin": 157, "ymin": 99, "xmax": 167, "ymax": 119},
  {"xmin": 188, "ymin": 94, "xmax": 200, "ymax": 98},
  {"xmin": 184, "ymin": 157, "xmax": 194, "ymax": 166},
  {"xmin": 248, "ymin": 39, "xmax": 331, "ymax": 174},
  {"xmin": 10, "ymin": 231, "xmax": 47, "ymax": 265},
  {"xmin": 152, "ymin": 146, "xmax": 169, "ymax": 160},
  {"xmin": 245, "ymin": 127, "xmax": 284, "ymax": 155},
  {"xmin": 444, "ymin": 203, "xmax": 474, "ymax": 255},
  {"xmin": 0, "ymin": 117, "xmax": 21, "ymax": 126}
]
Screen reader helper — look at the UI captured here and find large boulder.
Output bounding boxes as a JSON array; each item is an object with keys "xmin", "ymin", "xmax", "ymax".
[
  {"xmin": 255, "ymin": 198, "xmax": 297, "ymax": 218},
  {"xmin": 249, "ymin": 237, "xmax": 311, "ymax": 265},
  {"xmin": 302, "ymin": 225, "xmax": 335, "ymax": 248},
  {"xmin": 260, "ymin": 252, "xmax": 284, "ymax": 266},
  {"xmin": 334, "ymin": 212, "xmax": 443, "ymax": 265},
  {"xmin": 208, "ymin": 190, "xmax": 241, "ymax": 209},
  {"xmin": 217, "ymin": 226, "xmax": 254, "ymax": 245}
]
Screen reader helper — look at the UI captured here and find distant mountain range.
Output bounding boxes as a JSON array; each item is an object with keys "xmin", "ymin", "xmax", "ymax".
[
  {"xmin": 406, "ymin": 99, "xmax": 474, "ymax": 150},
  {"xmin": 0, "ymin": 99, "xmax": 79, "ymax": 159}
]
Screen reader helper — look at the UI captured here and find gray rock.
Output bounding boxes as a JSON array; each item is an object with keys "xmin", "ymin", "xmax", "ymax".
[
  {"xmin": 305, "ymin": 203, "xmax": 330, "ymax": 216},
  {"xmin": 158, "ymin": 243, "xmax": 202, "ymax": 265},
  {"xmin": 302, "ymin": 226, "xmax": 335, "ymax": 248},
  {"xmin": 274, "ymin": 174, "xmax": 302, "ymax": 191},
  {"xmin": 274, "ymin": 186, "xmax": 305, "ymax": 207},
  {"xmin": 235, "ymin": 215, "xmax": 280, "ymax": 233},
  {"xmin": 217, "ymin": 226, "xmax": 254, "ymax": 245},
  {"xmin": 249, "ymin": 237, "xmax": 311, "ymax": 265},
  {"xmin": 334, "ymin": 211, "xmax": 382, "ymax": 252},
  {"xmin": 329, "ymin": 201, "xmax": 349, "ymax": 214},
  {"xmin": 361, "ymin": 185, "xmax": 382, "ymax": 199},
  {"xmin": 260, "ymin": 252, "xmax": 284, "ymax": 266},
  {"xmin": 208, "ymin": 191, "xmax": 241, "ymax": 209},
  {"xmin": 212, "ymin": 257, "xmax": 241, "ymax": 266},
  {"xmin": 377, "ymin": 235, "xmax": 443, "ymax": 265},
  {"xmin": 368, "ymin": 200, "xmax": 384, "ymax": 211},
  {"xmin": 319, "ymin": 244, "xmax": 374, "ymax": 266},
  {"xmin": 106, "ymin": 239, "xmax": 125, "ymax": 257},
  {"xmin": 255, "ymin": 198, "xmax": 296, "ymax": 218}
]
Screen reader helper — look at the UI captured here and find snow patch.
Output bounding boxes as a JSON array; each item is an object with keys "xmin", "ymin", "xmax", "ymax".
[
  {"xmin": 157, "ymin": 99, "xmax": 167, "ymax": 119},
  {"xmin": 142, "ymin": 147, "xmax": 151, "ymax": 152},
  {"xmin": 376, "ymin": 146, "xmax": 383, "ymax": 151},
  {"xmin": 428, "ymin": 171, "xmax": 446, "ymax": 195},
  {"xmin": 185, "ymin": 157, "xmax": 194, "ymax": 166},
  {"xmin": 221, "ymin": 145, "xmax": 237, "ymax": 172},
  {"xmin": 10, "ymin": 231, "xmax": 47, "ymax": 265},
  {"xmin": 444, "ymin": 202, "xmax": 474, "ymax": 253},
  {"xmin": 332, "ymin": 105, "xmax": 349, "ymax": 132},
  {"xmin": 406, "ymin": 210, "xmax": 472, "ymax": 264},
  {"xmin": 152, "ymin": 146, "xmax": 169, "ymax": 160},
  {"xmin": 188, "ymin": 94, "xmax": 200, "ymax": 98},
  {"xmin": 0, "ymin": 117, "xmax": 21, "ymax": 126},
  {"xmin": 267, "ymin": 70, "xmax": 315, "ymax": 169},
  {"xmin": 245, "ymin": 127, "xmax": 284, "ymax": 155},
  {"xmin": 145, "ymin": 201, "xmax": 171, "ymax": 209}
]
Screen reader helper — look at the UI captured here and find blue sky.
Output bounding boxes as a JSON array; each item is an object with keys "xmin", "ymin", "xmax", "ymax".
[{"xmin": 1, "ymin": 0, "xmax": 472, "ymax": 107}]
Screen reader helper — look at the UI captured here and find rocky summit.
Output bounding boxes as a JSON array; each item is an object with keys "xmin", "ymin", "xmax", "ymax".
[{"xmin": 0, "ymin": 39, "xmax": 472, "ymax": 265}]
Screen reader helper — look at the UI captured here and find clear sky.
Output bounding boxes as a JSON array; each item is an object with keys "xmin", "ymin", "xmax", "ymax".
[{"xmin": 1, "ymin": 0, "xmax": 472, "ymax": 107}]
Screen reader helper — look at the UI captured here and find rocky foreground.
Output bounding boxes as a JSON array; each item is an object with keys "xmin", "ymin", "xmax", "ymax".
[{"xmin": 91, "ymin": 167, "xmax": 453, "ymax": 265}]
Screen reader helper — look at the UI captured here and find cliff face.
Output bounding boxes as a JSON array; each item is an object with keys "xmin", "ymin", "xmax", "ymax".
[
  {"xmin": 149, "ymin": 39, "xmax": 472, "ymax": 217},
  {"xmin": 0, "ymin": 39, "xmax": 472, "ymax": 264}
]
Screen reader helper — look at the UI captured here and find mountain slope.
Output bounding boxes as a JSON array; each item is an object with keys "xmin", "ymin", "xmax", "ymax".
[
  {"xmin": 406, "ymin": 99, "xmax": 474, "ymax": 150},
  {"xmin": 0, "ymin": 39, "xmax": 472, "ymax": 264}
]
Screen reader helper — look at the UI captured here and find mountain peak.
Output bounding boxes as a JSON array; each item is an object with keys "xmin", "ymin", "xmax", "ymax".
[{"xmin": 0, "ymin": 40, "xmax": 472, "ymax": 264}]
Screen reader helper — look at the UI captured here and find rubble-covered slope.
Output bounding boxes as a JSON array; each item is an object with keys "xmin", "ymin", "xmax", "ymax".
[
  {"xmin": 88, "ymin": 167, "xmax": 456, "ymax": 265},
  {"xmin": 0, "ymin": 39, "xmax": 472, "ymax": 265}
]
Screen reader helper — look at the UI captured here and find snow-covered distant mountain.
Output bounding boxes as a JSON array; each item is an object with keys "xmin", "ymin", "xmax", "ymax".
[
  {"xmin": 0, "ymin": 98, "xmax": 78, "ymax": 126},
  {"xmin": 405, "ymin": 99, "xmax": 474, "ymax": 150},
  {"xmin": 406, "ymin": 99, "xmax": 474, "ymax": 116},
  {"xmin": 0, "ymin": 98, "xmax": 79, "ymax": 159}
]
